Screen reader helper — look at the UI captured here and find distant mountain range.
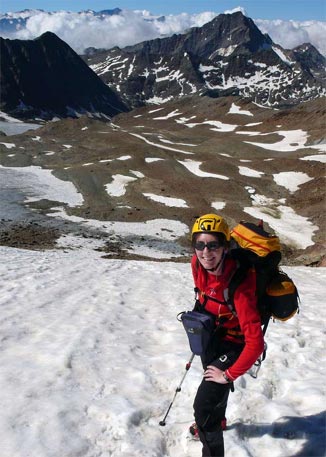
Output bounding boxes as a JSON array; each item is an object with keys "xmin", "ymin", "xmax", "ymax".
[
  {"xmin": 85, "ymin": 11, "xmax": 326, "ymax": 109},
  {"xmin": 0, "ymin": 11, "xmax": 325, "ymax": 120},
  {"xmin": 0, "ymin": 8, "xmax": 122, "ymax": 34}
]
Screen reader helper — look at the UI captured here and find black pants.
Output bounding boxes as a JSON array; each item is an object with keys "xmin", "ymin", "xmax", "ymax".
[{"xmin": 193, "ymin": 340, "xmax": 244, "ymax": 457}]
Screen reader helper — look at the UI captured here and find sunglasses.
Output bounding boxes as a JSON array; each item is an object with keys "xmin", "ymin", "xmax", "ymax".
[{"xmin": 194, "ymin": 241, "xmax": 222, "ymax": 251}]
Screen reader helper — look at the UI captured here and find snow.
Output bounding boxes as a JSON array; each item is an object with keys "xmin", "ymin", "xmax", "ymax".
[
  {"xmin": 148, "ymin": 108, "xmax": 164, "ymax": 114},
  {"xmin": 0, "ymin": 165, "xmax": 84, "ymax": 206},
  {"xmin": 183, "ymin": 120, "xmax": 238, "ymax": 132},
  {"xmin": 245, "ymin": 129, "xmax": 308, "ymax": 152},
  {"xmin": 131, "ymin": 170, "xmax": 145, "ymax": 179},
  {"xmin": 129, "ymin": 133, "xmax": 194, "ymax": 155},
  {"xmin": 48, "ymin": 209, "xmax": 188, "ymax": 259},
  {"xmin": 143, "ymin": 193, "xmax": 189, "ymax": 208},
  {"xmin": 228, "ymin": 103, "xmax": 253, "ymax": 116},
  {"xmin": 273, "ymin": 172, "xmax": 313, "ymax": 192},
  {"xmin": 236, "ymin": 130, "xmax": 262, "ymax": 136},
  {"xmin": 175, "ymin": 116, "xmax": 197, "ymax": 124},
  {"xmin": 147, "ymin": 95, "xmax": 174, "ymax": 105},
  {"xmin": 153, "ymin": 110, "xmax": 183, "ymax": 120},
  {"xmin": 199, "ymin": 64, "xmax": 219, "ymax": 72},
  {"xmin": 178, "ymin": 159, "xmax": 229, "ymax": 180},
  {"xmin": 145, "ymin": 158, "xmax": 164, "ymax": 163},
  {"xmin": 0, "ymin": 142, "xmax": 16, "ymax": 149},
  {"xmin": 0, "ymin": 244, "xmax": 325, "ymax": 457},
  {"xmin": 244, "ymin": 205, "xmax": 317, "ymax": 249},
  {"xmin": 272, "ymin": 46, "xmax": 295, "ymax": 66},
  {"xmin": 0, "ymin": 116, "xmax": 325, "ymax": 456},
  {"xmin": 239, "ymin": 166, "xmax": 264, "ymax": 178},
  {"xmin": 105, "ymin": 174, "xmax": 138, "ymax": 197},
  {"xmin": 0, "ymin": 112, "xmax": 42, "ymax": 136},
  {"xmin": 300, "ymin": 154, "xmax": 326, "ymax": 163},
  {"xmin": 211, "ymin": 201, "xmax": 226, "ymax": 211},
  {"xmin": 215, "ymin": 45, "xmax": 238, "ymax": 57}
]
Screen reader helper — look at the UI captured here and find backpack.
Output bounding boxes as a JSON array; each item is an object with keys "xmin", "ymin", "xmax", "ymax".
[
  {"xmin": 228, "ymin": 220, "xmax": 299, "ymax": 328},
  {"xmin": 225, "ymin": 220, "xmax": 300, "ymax": 377}
]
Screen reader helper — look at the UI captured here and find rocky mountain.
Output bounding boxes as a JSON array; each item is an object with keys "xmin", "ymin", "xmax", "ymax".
[
  {"xmin": 0, "ymin": 32, "xmax": 129, "ymax": 120},
  {"xmin": 292, "ymin": 43, "xmax": 326, "ymax": 78},
  {"xmin": 85, "ymin": 11, "xmax": 326, "ymax": 109}
]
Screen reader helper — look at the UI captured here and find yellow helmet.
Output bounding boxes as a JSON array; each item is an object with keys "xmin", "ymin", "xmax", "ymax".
[{"xmin": 191, "ymin": 213, "xmax": 230, "ymax": 241}]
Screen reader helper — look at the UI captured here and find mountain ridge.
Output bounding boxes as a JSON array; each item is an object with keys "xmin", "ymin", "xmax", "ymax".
[
  {"xmin": 0, "ymin": 31, "xmax": 129, "ymax": 120},
  {"xmin": 85, "ymin": 11, "xmax": 326, "ymax": 110}
]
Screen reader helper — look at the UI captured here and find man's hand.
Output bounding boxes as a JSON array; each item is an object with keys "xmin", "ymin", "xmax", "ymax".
[{"xmin": 203, "ymin": 365, "xmax": 228, "ymax": 384}]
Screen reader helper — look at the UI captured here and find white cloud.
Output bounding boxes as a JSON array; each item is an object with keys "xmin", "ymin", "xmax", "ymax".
[
  {"xmin": 1, "ymin": 9, "xmax": 325, "ymax": 56},
  {"xmin": 10, "ymin": 10, "xmax": 160, "ymax": 53},
  {"xmin": 255, "ymin": 18, "xmax": 326, "ymax": 56}
]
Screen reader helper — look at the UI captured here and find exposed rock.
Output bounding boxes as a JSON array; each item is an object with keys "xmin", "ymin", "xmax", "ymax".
[
  {"xmin": 0, "ymin": 32, "xmax": 129, "ymax": 120},
  {"xmin": 85, "ymin": 11, "xmax": 326, "ymax": 109},
  {"xmin": 0, "ymin": 95, "xmax": 324, "ymax": 263}
]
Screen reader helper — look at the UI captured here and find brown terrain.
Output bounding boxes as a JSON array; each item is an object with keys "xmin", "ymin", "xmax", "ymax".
[{"xmin": 0, "ymin": 95, "xmax": 325, "ymax": 265}]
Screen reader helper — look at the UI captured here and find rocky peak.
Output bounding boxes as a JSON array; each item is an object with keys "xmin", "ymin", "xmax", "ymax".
[
  {"xmin": 125, "ymin": 11, "xmax": 272, "ymax": 59},
  {"xmin": 292, "ymin": 42, "xmax": 326, "ymax": 76},
  {"xmin": 0, "ymin": 32, "xmax": 129, "ymax": 120},
  {"xmin": 86, "ymin": 11, "xmax": 325, "ymax": 109}
]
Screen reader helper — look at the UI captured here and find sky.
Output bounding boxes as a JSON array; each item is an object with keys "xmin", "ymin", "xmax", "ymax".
[{"xmin": 0, "ymin": 0, "xmax": 325, "ymax": 21}]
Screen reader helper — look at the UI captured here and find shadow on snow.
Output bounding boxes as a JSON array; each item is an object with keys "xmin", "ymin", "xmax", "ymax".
[{"xmin": 229, "ymin": 410, "xmax": 325, "ymax": 457}]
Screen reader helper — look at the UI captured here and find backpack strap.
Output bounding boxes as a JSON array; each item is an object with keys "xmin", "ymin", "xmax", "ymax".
[
  {"xmin": 193, "ymin": 286, "xmax": 208, "ymax": 312},
  {"xmin": 223, "ymin": 263, "xmax": 251, "ymax": 317}
]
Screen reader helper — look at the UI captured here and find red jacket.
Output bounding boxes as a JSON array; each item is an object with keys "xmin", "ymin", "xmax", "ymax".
[{"xmin": 191, "ymin": 254, "xmax": 264, "ymax": 381}]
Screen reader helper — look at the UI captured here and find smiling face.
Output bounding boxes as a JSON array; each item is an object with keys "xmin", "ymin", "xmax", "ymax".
[{"xmin": 194, "ymin": 233, "xmax": 225, "ymax": 273}]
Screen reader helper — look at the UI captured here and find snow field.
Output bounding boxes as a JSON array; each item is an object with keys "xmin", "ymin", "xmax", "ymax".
[{"xmin": 0, "ymin": 245, "xmax": 325, "ymax": 457}]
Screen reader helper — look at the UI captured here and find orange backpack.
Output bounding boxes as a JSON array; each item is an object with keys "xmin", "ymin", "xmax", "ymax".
[{"xmin": 229, "ymin": 220, "xmax": 299, "ymax": 324}]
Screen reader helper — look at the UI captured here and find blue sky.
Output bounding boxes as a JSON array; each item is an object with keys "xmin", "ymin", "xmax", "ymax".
[{"xmin": 1, "ymin": 0, "xmax": 325, "ymax": 21}]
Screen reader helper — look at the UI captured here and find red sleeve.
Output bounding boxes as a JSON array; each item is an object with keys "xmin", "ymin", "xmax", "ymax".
[{"xmin": 225, "ymin": 269, "xmax": 264, "ymax": 381}]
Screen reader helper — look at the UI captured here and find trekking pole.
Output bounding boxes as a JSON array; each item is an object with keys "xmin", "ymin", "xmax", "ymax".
[{"xmin": 159, "ymin": 353, "xmax": 195, "ymax": 426}]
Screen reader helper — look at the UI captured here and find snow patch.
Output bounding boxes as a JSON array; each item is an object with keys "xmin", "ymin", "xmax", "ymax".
[
  {"xmin": 143, "ymin": 193, "xmax": 188, "ymax": 208},
  {"xmin": 228, "ymin": 103, "xmax": 253, "ymax": 116},
  {"xmin": 178, "ymin": 159, "xmax": 229, "ymax": 180},
  {"xmin": 273, "ymin": 172, "xmax": 313, "ymax": 192},
  {"xmin": 105, "ymin": 174, "xmax": 137, "ymax": 197}
]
